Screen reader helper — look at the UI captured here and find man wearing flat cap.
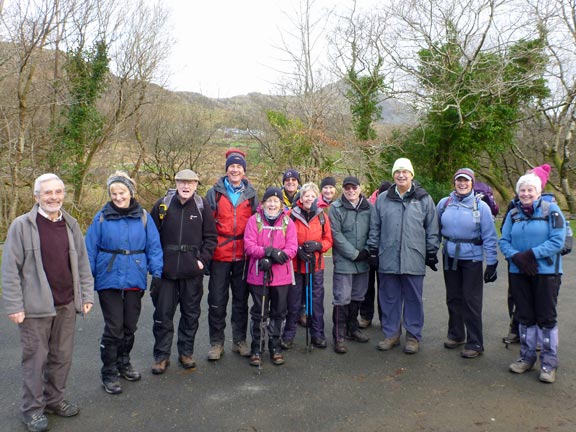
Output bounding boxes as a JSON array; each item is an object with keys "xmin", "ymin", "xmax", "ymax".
[
  {"xmin": 149, "ymin": 169, "xmax": 217, "ymax": 374},
  {"xmin": 328, "ymin": 176, "xmax": 375, "ymax": 354}
]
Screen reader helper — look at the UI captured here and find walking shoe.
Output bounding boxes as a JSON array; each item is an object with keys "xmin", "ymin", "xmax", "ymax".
[
  {"xmin": 271, "ymin": 351, "xmax": 285, "ymax": 365},
  {"xmin": 118, "ymin": 364, "xmax": 141, "ymax": 381},
  {"xmin": 333, "ymin": 340, "xmax": 348, "ymax": 354},
  {"xmin": 502, "ymin": 332, "xmax": 520, "ymax": 344},
  {"xmin": 346, "ymin": 329, "xmax": 370, "ymax": 343},
  {"xmin": 460, "ymin": 349, "xmax": 482, "ymax": 359},
  {"xmin": 377, "ymin": 335, "xmax": 400, "ymax": 351},
  {"xmin": 22, "ymin": 412, "xmax": 48, "ymax": 432},
  {"xmin": 231, "ymin": 340, "xmax": 251, "ymax": 357},
  {"xmin": 280, "ymin": 339, "xmax": 294, "ymax": 350},
  {"xmin": 509, "ymin": 359, "xmax": 534, "ymax": 374},
  {"xmin": 311, "ymin": 337, "xmax": 327, "ymax": 349},
  {"xmin": 102, "ymin": 376, "xmax": 123, "ymax": 395},
  {"xmin": 45, "ymin": 399, "xmax": 79, "ymax": 417},
  {"xmin": 207, "ymin": 344, "xmax": 224, "ymax": 361},
  {"xmin": 443, "ymin": 339, "xmax": 465, "ymax": 349},
  {"xmin": 404, "ymin": 337, "xmax": 420, "ymax": 354},
  {"xmin": 539, "ymin": 367, "xmax": 557, "ymax": 383},
  {"xmin": 151, "ymin": 359, "xmax": 170, "ymax": 375},
  {"xmin": 249, "ymin": 353, "xmax": 261, "ymax": 367},
  {"xmin": 178, "ymin": 354, "xmax": 197, "ymax": 369},
  {"xmin": 358, "ymin": 317, "xmax": 372, "ymax": 329}
]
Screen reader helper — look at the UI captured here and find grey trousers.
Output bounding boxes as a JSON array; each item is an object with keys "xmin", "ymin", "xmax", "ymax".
[{"xmin": 19, "ymin": 301, "xmax": 76, "ymax": 416}]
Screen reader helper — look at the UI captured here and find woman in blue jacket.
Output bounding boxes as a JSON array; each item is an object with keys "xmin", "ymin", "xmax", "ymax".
[
  {"xmin": 499, "ymin": 173, "xmax": 566, "ymax": 384},
  {"xmin": 437, "ymin": 168, "xmax": 498, "ymax": 359},
  {"xmin": 85, "ymin": 171, "xmax": 163, "ymax": 394}
]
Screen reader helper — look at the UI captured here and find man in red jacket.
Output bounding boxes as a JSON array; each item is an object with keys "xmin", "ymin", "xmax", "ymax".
[{"xmin": 205, "ymin": 150, "xmax": 258, "ymax": 360}]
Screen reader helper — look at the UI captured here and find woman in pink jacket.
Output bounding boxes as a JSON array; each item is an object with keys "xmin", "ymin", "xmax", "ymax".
[{"xmin": 244, "ymin": 187, "xmax": 298, "ymax": 366}]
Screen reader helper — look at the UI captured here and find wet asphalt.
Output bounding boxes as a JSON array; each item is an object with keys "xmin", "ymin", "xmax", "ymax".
[{"xmin": 1, "ymin": 253, "xmax": 575, "ymax": 432}]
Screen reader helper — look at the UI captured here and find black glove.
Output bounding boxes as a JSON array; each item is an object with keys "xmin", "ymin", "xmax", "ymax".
[
  {"xmin": 369, "ymin": 249, "xmax": 379, "ymax": 270},
  {"xmin": 269, "ymin": 248, "xmax": 290, "ymax": 264},
  {"xmin": 303, "ymin": 240, "xmax": 322, "ymax": 253},
  {"xmin": 511, "ymin": 250, "xmax": 538, "ymax": 276},
  {"xmin": 484, "ymin": 263, "xmax": 498, "ymax": 283},
  {"xmin": 150, "ymin": 277, "xmax": 162, "ymax": 296},
  {"xmin": 354, "ymin": 249, "xmax": 369, "ymax": 262},
  {"xmin": 265, "ymin": 247, "xmax": 274, "ymax": 257},
  {"xmin": 297, "ymin": 247, "xmax": 314, "ymax": 262},
  {"xmin": 258, "ymin": 257, "xmax": 272, "ymax": 272},
  {"xmin": 425, "ymin": 251, "xmax": 438, "ymax": 271}
]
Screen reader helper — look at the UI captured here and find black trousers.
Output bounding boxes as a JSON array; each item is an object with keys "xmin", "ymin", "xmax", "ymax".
[
  {"xmin": 207, "ymin": 260, "xmax": 250, "ymax": 345},
  {"xmin": 443, "ymin": 258, "xmax": 484, "ymax": 351},
  {"xmin": 509, "ymin": 273, "xmax": 560, "ymax": 328},
  {"xmin": 359, "ymin": 267, "xmax": 381, "ymax": 322},
  {"xmin": 249, "ymin": 283, "xmax": 289, "ymax": 353},
  {"xmin": 152, "ymin": 276, "xmax": 204, "ymax": 361},
  {"xmin": 98, "ymin": 289, "xmax": 143, "ymax": 377}
]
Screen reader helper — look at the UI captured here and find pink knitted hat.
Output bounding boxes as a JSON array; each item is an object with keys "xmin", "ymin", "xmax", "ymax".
[{"xmin": 530, "ymin": 164, "xmax": 551, "ymax": 189}]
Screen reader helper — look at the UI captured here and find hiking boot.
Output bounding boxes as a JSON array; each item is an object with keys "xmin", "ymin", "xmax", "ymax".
[
  {"xmin": 358, "ymin": 317, "xmax": 372, "ymax": 329},
  {"xmin": 333, "ymin": 340, "xmax": 348, "ymax": 354},
  {"xmin": 102, "ymin": 376, "xmax": 123, "ymax": 395},
  {"xmin": 271, "ymin": 351, "xmax": 285, "ymax": 366},
  {"xmin": 460, "ymin": 349, "xmax": 482, "ymax": 359},
  {"xmin": 404, "ymin": 337, "xmax": 420, "ymax": 354},
  {"xmin": 45, "ymin": 399, "xmax": 79, "ymax": 417},
  {"xmin": 118, "ymin": 364, "xmax": 141, "ymax": 381},
  {"xmin": 151, "ymin": 359, "xmax": 170, "ymax": 375},
  {"xmin": 346, "ymin": 329, "xmax": 370, "ymax": 343},
  {"xmin": 249, "ymin": 353, "xmax": 261, "ymax": 367},
  {"xmin": 22, "ymin": 412, "xmax": 48, "ymax": 432},
  {"xmin": 207, "ymin": 344, "xmax": 224, "ymax": 361},
  {"xmin": 377, "ymin": 335, "xmax": 400, "ymax": 351},
  {"xmin": 231, "ymin": 340, "xmax": 251, "ymax": 357},
  {"xmin": 311, "ymin": 337, "xmax": 327, "ymax": 349},
  {"xmin": 539, "ymin": 367, "xmax": 557, "ymax": 383},
  {"xmin": 280, "ymin": 339, "xmax": 294, "ymax": 350},
  {"xmin": 509, "ymin": 359, "xmax": 534, "ymax": 374},
  {"xmin": 178, "ymin": 354, "xmax": 196, "ymax": 369},
  {"xmin": 443, "ymin": 339, "xmax": 465, "ymax": 349},
  {"xmin": 502, "ymin": 332, "xmax": 520, "ymax": 344}
]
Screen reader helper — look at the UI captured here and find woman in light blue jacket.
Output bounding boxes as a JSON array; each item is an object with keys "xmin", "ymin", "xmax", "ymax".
[
  {"xmin": 85, "ymin": 171, "xmax": 163, "ymax": 395},
  {"xmin": 499, "ymin": 172, "xmax": 566, "ymax": 384},
  {"xmin": 437, "ymin": 168, "xmax": 498, "ymax": 359}
]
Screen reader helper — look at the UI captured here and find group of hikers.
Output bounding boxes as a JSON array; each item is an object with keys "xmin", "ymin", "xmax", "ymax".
[{"xmin": 1, "ymin": 149, "xmax": 568, "ymax": 432}]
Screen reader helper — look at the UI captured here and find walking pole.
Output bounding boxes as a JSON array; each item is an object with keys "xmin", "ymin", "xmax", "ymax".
[
  {"xmin": 305, "ymin": 261, "xmax": 311, "ymax": 352},
  {"xmin": 258, "ymin": 269, "xmax": 270, "ymax": 375}
]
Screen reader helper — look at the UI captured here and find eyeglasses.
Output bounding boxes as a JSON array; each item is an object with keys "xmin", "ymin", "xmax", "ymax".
[{"xmin": 343, "ymin": 185, "xmax": 358, "ymax": 191}]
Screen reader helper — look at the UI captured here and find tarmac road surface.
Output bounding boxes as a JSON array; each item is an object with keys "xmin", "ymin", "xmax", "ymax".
[{"xmin": 1, "ymin": 254, "xmax": 575, "ymax": 432}]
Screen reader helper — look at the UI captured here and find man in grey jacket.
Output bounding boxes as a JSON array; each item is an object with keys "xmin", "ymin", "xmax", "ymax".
[
  {"xmin": 368, "ymin": 158, "xmax": 439, "ymax": 354},
  {"xmin": 2, "ymin": 173, "xmax": 94, "ymax": 432},
  {"xmin": 329, "ymin": 176, "xmax": 375, "ymax": 354}
]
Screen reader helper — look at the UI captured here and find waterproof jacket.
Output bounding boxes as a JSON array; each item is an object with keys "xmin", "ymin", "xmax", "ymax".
[
  {"xmin": 499, "ymin": 197, "xmax": 566, "ymax": 275},
  {"xmin": 86, "ymin": 201, "xmax": 163, "ymax": 290},
  {"xmin": 2, "ymin": 204, "xmax": 94, "ymax": 318},
  {"xmin": 368, "ymin": 184, "xmax": 439, "ymax": 275},
  {"xmin": 437, "ymin": 192, "xmax": 498, "ymax": 265},
  {"xmin": 316, "ymin": 195, "xmax": 332, "ymax": 209},
  {"xmin": 329, "ymin": 195, "xmax": 374, "ymax": 274},
  {"xmin": 289, "ymin": 200, "xmax": 333, "ymax": 273},
  {"xmin": 244, "ymin": 207, "xmax": 298, "ymax": 287},
  {"xmin": 206, "ymin": 176, "xmax": 257, "ymax": 262},
  {"xmin": 150, "ymin": 193, "xmax": 218, "ymax": 279}
]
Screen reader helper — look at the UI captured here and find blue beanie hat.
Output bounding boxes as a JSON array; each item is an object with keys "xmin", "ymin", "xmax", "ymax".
[{"xmin": 225, "ymin": 150, "xmax": 247, "ymax": 172}]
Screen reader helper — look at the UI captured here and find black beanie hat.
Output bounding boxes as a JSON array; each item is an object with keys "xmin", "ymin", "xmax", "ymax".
[
  {"xmin": 320, "ymin": 176, "xmax": 336, "ymax": 188},
  {"xmin": 262, "ymin": 187, "xmax": 283, "ymax": 202}
]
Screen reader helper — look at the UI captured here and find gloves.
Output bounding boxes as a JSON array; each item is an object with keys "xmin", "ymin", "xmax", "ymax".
[
  {"xmin": 354, "ymin": 249, "xmax": 369, "ymax": 262},
  {"xmin": 150, "ymin": 277, "xmax": 162, "ymax": 296},
  {"xmin": 511, "ymin": 250, "xmax": 538, "ymax": 276},
  {"xmin": 369, "ymin": 249, "xmax": 379, "ymax": 270},
  {"xmin": 269, "ymin": 248, "xmax": 290, "ymax": 264},
  {"xmin": 258, "ymin": 257, "xmax": 272, "ymax": 272},
  {"xmin": 303, "ymin": 241, "xmax": 322, "ymax": 253},
  {"xmin": 483, "ymin": 262, "xmax": 498, "ymax": 283},
  {"xmin": 297, "ymin": 247, "xmax": 314, "ymax": 262},
  {"xmin": 425, "ymin": 251, "xmax": 438, "ymax": 271}
]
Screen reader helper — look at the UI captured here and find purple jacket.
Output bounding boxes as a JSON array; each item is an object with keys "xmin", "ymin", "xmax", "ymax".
[{"xmin": 244, "ymin": 207, "xmax": 298, "ymax": 287}]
